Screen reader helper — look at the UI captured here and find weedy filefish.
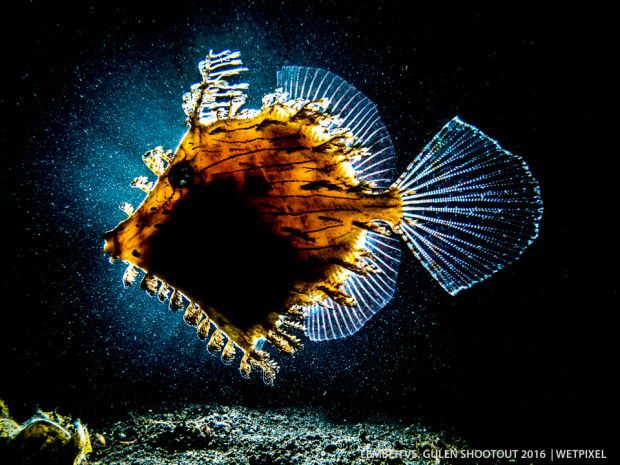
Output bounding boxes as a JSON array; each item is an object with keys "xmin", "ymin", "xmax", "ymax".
[{"xmin": 103, "ymin": 50, "xmax": 542, "ymax": 384}]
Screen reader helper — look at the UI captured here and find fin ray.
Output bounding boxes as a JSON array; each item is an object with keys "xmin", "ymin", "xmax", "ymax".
[
  {"xmin": 395, "ymin": 117, "xmax": 543, "ymax": 295},
  {"xmin": 303, "ymin": 230, "xmax": 401, "ymax": 341},
  {"xmin": 277, "ymin": 66, "xmax": 397, "ymax": 189}
]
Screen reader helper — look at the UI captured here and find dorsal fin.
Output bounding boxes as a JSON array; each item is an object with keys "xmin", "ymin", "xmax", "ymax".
[
  {"xmin": 303, "ymin": 229, "xmax": 401, "ymax": 341},
  {"xmin": 277, "ymin": 66, "xmax": 397, "ymax": 190}
]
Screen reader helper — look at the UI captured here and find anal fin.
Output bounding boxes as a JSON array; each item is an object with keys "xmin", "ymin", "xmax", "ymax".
[{"xmin": 303, "ymin": 229, "xmax": 401, "ymax": 341}]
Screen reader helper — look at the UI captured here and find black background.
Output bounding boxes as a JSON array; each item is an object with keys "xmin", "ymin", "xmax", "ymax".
[{"xmin": 1, "ymin": 0, "xmax": 612, "ymax": 456}]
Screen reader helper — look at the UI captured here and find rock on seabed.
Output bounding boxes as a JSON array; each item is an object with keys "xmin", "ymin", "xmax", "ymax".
[{"xmin": 89, "ymin": 404, "xmax": 466, "ymax": 465}]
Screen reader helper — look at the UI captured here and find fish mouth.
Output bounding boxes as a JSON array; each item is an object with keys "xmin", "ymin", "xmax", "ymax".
[{"xmin": 102, "ymin": 230, "xmax": 120, "ymax": 261}]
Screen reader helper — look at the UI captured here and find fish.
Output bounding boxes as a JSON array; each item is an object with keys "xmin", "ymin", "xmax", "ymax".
[{"xmin": 103, "ymin": 49, "xmax": 543, "ymax": 384}]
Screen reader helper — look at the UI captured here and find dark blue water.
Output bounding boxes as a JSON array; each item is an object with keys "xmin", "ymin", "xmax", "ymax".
[{"xmin": 1, "ymin": 1, "xmax": 608, "ymax": 451}]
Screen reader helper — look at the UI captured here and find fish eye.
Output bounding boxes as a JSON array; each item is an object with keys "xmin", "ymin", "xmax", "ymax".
[{"xmin": 168, "ymin": 162, "xmax": 194, "ymax": 188}]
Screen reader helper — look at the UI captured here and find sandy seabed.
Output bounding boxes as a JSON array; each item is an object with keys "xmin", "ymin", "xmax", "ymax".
[{"xmin": 89, "ymin": 403, "xmax": 465, "ymax": 465}]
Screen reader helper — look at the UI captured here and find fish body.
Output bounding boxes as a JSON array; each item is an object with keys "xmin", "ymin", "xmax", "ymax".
[{"xmin": 103, "ymin": 50, "xmax": 542, "ymax": 383}]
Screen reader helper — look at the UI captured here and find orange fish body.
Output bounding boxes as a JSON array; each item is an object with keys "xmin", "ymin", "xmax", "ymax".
[{"xmin": 103, "ymin": 50, "xmax": 542, "ymax": 383}]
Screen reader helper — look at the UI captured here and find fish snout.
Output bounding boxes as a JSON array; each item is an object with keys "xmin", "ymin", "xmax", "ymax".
[{"xmin": 102, "ymin": 229, "xmax": 120, "ymax": 261}]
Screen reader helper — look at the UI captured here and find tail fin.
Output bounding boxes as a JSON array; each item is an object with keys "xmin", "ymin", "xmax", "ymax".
[{"xmin": 394, "ymin": 117, "xmax": 543, "ymax": 295}]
